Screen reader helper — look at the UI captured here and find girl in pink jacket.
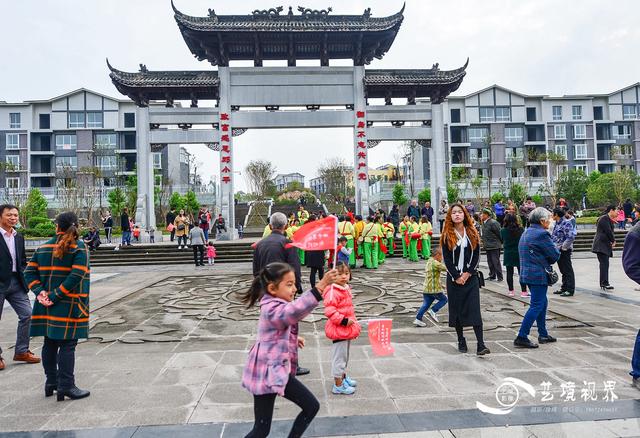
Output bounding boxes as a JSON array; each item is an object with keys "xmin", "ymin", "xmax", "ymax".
[
  {"xmin": 241, "ymin": 262, "xmax": 337, "ymax": 438},
  {"xmin": 324, "ymin": 262, "xmax": 361, "ymax": 395}
]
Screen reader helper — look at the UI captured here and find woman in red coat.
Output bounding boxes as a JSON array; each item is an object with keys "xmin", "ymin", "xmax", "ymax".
[{"xmin": 323, "ymin": 263, "xmax": 361, "ymax": 395}]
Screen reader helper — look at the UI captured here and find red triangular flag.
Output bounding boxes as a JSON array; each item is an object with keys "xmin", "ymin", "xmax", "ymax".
[
  {"xmin": 288, "ymin": 215, "xmax": 338, "ymax": 251},
  {"xmin": 367, "ymin": 318, "xmax": 395, "ymax": 357}
]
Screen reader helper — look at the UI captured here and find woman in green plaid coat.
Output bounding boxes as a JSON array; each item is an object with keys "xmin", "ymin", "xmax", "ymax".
[{"xmin": 24, "ymin": 212, "xmax": 91, "ymax": 401}]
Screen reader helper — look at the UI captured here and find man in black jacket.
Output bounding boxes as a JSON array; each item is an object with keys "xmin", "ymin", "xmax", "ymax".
[
  {"xmin": 252, "ymin": 211, "xmax": 309, "ymax": 375},
  {"xmin": 166, "ymin": 208, "xmax": 176, "ymax": 242},
  {"xmin": 0, "ymin": 204, "xmax": 40, "ymax": 370}
]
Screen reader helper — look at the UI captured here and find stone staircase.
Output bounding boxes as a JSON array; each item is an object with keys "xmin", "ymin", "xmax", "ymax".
[{"xmin": 23, "ymin": 229, "xmax": 625, "ymax": 268}]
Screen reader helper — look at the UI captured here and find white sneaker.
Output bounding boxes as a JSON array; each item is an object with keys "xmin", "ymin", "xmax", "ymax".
[
  {"xmin": 178, "ymin": 246, "xmax": 182, "ymax": 250},
  {"xmin": 427, "ymin": 309, "xmax": 439, "ymax": 323},
  {"xmin": 413, "ymin": 318, "xmax": 427, "ymax": 327}
]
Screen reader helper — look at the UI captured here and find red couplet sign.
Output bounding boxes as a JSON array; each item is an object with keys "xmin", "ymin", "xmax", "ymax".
[{"xmin": 367, "ymin": 318, "xmax": 395, "ymax": 357}]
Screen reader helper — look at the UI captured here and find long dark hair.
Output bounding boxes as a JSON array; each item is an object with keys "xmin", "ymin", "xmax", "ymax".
[
  {"xmin": 54, "ymin": 212, "xmax": 79, "ymax": 259},
  {"xmin": 242, "ymin": 262, "xmax": 294, "ymax": 308},
  {"xmin": 503, "ymin": 213, "xmax": 522, "ymax": 236}
]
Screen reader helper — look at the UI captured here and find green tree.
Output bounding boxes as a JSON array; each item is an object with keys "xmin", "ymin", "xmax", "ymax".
[
  {"xmin": 446, "ymin": 177, "xmax": 460, "ymax": 204},
  {"xmin": 392, "ymin": 183, "xmax": 408, "ymax": 207},
  {"xmin": 107, "ymin": 187, "xmax": 126, "ymax": 217},
  {"xmin": 182, "ymin": 190, "xmax": 200, "ymax": 219},
  {"xmin": 557, "ymin": 170, "xmax": 589, "ymax": 209},
  {"xmin": 611, "ymin": 170, "xmax": 637, "ymax": 206},
  {"xmin": 24, "ymin": 189, "xmax": 48, "ymax": 223},
  {"xmin": 490, "ymin": 192, "xmax": 505, "ymax": 205},
  {"xmin": 169, "ymin": 192, "xmax": 185, "ymax": 212},
  {"xmin": 125, "ymin": 175, "xmax": 137, "ymax": 217},
  {"xmin": 508, "ymin": 183, "xmax": 527, "ymax": 205},
  {"xmin": 418, "ymin": 187, "xmax": 431, "ymax": 204}
]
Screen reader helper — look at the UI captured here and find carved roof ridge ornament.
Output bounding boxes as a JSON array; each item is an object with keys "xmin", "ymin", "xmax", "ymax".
[
  {"xmin": 252, "ymin": 6, "xmax": 284, "ymax": 18},
  {"xmin": 297, "ymin": 6, "xmax": 333, "ymax": 19}
]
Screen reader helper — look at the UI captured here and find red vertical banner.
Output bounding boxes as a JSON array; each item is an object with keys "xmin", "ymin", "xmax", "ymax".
[
  {"xmin": 220, "ymin": 114, "xmax": 232, "ymax": 184},
  {"xmin": 367, "ymin": 318, "xmax": 395, "ymax": 357},
  {"xmin": 355, "ymin": 110, "xmax": 368, "ymax": 184}
]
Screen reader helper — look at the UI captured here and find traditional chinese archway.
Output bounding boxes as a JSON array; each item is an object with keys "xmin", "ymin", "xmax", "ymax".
[{"xmin": 108, "ymin": 3, "xmax": 467, "ymax": 239}]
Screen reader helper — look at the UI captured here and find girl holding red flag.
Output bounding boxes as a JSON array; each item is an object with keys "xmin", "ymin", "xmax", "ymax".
[
  {"xmin": 241, "ymin": 263, "xmax": 338, "ymax": 437},
  {"xmin": 324, "ymin": 262, "xmax": 361, "ymax": 395}
]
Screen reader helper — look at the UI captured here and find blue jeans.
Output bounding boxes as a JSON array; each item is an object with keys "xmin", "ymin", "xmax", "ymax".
[
  {"xmin": 517, "ymin": 284, "xmax": 549, "ymax": 338},
  {"xmin": 416, "ymin": 293, "xmax": 448, "ymax": 320},
  {"xmin": 203, "ymin": 228, "xmax": 209, "ymax": 241},
  {"xmin": 631, "ymin": 329, "xmax": 640, "ymax": 379},
  {"xmin": 122, "ymin": 230, "xmax": 131, "ymax": 245}
]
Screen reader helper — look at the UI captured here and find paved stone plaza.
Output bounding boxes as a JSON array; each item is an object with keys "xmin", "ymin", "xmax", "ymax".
[{"xmin": 1, "ymin": 255, "xmax": 640, "ymax": 437}]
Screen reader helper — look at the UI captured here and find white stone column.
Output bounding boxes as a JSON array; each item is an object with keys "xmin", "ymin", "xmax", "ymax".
[
  {"xmin": 217, "ymin": 67, "xmax": 237, "ymax": 239},
  {"xmin": 135, "ymin": 106, "xmax": 156, "ymax": 232},
  {"xmin": 430, "ymin": 102, "xmax": 447, "ymax": 232},
  {"xmin": 353, "ymin": 66, "xmax": 369, "ymax": 217}
]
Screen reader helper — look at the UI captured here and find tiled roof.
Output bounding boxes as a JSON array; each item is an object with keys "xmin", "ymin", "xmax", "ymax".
[
  {"xmin": 172, "ymin": 3, "xmax": 404, "ymax": 33},
  {"xmin": 107, "ymin": 60, "xmax": 219, "ymax": 88},
  {"xmin": 365, "ymin": 61, "xmax": 468, "ymax": 86}
]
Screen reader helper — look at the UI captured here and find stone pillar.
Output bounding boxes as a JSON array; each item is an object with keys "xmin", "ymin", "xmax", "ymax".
[
  {"xmin": 135, "ymin": 106, "xmax": 156, "ymax": 231},
  {"xmin": 430, "ymin": 102, "xmax": 447, "ymax": 232},
  {"xmin": 353, "ymin": 66, "xmax": 369, "ymax": 217},
  {"xmin": 217, "ymin": 67, "xmax": 237, "ymax": 240}
]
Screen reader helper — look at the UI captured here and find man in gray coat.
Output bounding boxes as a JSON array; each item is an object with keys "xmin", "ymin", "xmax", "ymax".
[
  {"xmin": 481, "ymin": 208, "xmax": 503, "ymax": 282},
  {"xmin": 189, "ymin": 224, "xmax": 206, "ymax": 266}
]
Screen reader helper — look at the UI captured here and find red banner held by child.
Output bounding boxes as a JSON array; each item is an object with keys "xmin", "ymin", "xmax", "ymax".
[
  {"xmin": 287, "ymin": 215, "xmax": 338, "ymax": 251},
  {"xmin": 367, "ymin": 318, "xmax": 395, "ymax": 357}
]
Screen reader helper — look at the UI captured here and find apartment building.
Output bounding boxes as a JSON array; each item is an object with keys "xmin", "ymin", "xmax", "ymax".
[
  {"xmin": 443, "ymin": 83, "xmax": 640, "ymax": 190},
  {"xmin": 0, "ymin": 88, "xmax": 191, "ymax": 201},
  {"xmin": 273, "ymin": 173, "xmax": 305, "ymax": 192}
]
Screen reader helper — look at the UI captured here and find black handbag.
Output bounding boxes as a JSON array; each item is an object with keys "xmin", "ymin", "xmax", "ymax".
[
  {"xmin": 545, "ymin": 266, "xmax": 559, "ymax": 286},
  {"xmin": 477, "ymin": 271, "xmax": 486, "ymax": 288}
]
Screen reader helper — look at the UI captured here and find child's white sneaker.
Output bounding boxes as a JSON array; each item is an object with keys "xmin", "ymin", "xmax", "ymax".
[
  {"xmin": 427, "ymin": 309, "xmax": 439, "ymax": 323},
  {"xmin": 332, "ymin": 382, "xmax": 355, "ymax": 395},
  {"xmin": 413, "ymin": 318, "xmax": 427, "ymax": 327},
  {"xmin": 344, "ymin": 375, "xmax": 358, "ymax": 387}
]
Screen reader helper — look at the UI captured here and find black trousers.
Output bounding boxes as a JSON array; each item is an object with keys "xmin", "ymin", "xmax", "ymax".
[
  {"xmin": 246, "ymin": 376, "xmax": 319, "ymax": 438},
  {"xmin": 310, "ymin": 267, "xmax": 324, "ymax": 289},
  {"xmin": 486, "ymin": 249, "xmax": 503, "ymax": 280},
  {"xmin": 506, "ymin": 266, "xmax": 527, "ymax": 292},
  {"xmin": 192, "ymin": 245, "xmax": 204, "ymax": 266},
  {"xmin": 557, "ymin": 249, "xmax": 575, "ymax": 292},
  {"xmin": 42, "ymin": 337, "xmax": 78, "ymax": 390},
  {"xmin": 170, "ymin": 229, "xmax": 175, "ymax": 242},
  {"xmin": 597, "ymin": 253, "xmax": 610, "ymax": 286},
  {"xmin": 177, "ymin": 235, "xmax": 187, "ymax": 247}
]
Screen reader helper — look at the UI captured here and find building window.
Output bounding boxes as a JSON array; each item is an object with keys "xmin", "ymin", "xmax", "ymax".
[
  {"xmin": 153, "ymin": 153, "xmax": 162, "ymax": 169},
  {"xmin": 593, "ymin": 106, "xmax": 603, "ymax": 121},
  {"xmin": 9, "ymin": 113, "xmax": 21, "ymax": 129},
  {"xmin": 68, "ymin": 112, "xmax": 85, "ymax": 128},
  {"xmin": 495, "ymin": 107, "xmax": 511, "ymax": 122},
  {"xmin": 479, "ymin": 107, "xmax": 494, "ymax": 122},
  {"xmin": 613, "ymin": 124, "xmax": 631, "ymax": 139},
  {"xmin": 557, "ymin": 164, "xmax": 569, "ymax": 174},
  {"xmin": 575, "ymin": 164, "xmax": 588, "ymax": 173},
  {"xmin": 124, "ymin": 112, "xmax": 135, "ymax": 128},
  {"xmin": 6, "ymin": 155, "xmax": 20, "ymax": 169},
  {"xmin": 56, "ymin": 156, "xmax": 77, "ymax": 169},
  {"xmin": 572, "ymin": 105, "xmax": 582, "ymax": 120},
  {"xmin": 553, "ymin": 125, "xmax": 566, "ymax": 140},
  {"xmin": 6, "ymin": 133, "xmax": 20, "ymax": 150},
  {"xmin": 469, "ymin": 148, "xmax": 489, "ymax": 162},
  {"xmin": 526, "ymin": 107, "xmax": 536, "ymax": 122},
  {"xmin": 39, "ymin": 114, "xmax": 51, "ymax": 129},
  {"xmin": 6, "ymin": 177, "xmax": 19, "ymax": 189},
  {"xmin": 574, "ymin": 144, "xmax": 587, "ymax": 160},
  {"xmin": 506, "ymin": 148, "xmax": 524, "ymax": 160},
  {"xmin": 573, "ymin": 124, "xmax": 587, "ymax": 139},
  {"xmin": 468, "ymin": 127, "xmax": 489, "ymax": 142},
  {"xmin": 504, "ymin": 127, "xmax": 524, "ymax": 141},
  {"xmin": 94, "ymin": 133, "xmax": 117, "ymax": 150},
  {"xmin": 56, "ymin": 134, "xmax": 77, "ymax": 150},
  {"xmin": 87, "ymin": 112, "xmax": 103, "ymax": 128},
  {"xmin": 555, "ymin": 144, "xmax": 567, "ymax": 159},
  {"xmin": 623, "ymin": 104, "xmax": 638, "ymax": 120},
  {"xmin": 96, "ymin": 155, "xmax": 117, "ymax": 170},
  {"xmin": 552, "ymin": 106, "xmax": 562, "ymax": 121}
]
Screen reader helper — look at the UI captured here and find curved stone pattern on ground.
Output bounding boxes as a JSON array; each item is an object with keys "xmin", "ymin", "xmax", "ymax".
[{"xmin": 89, "ymin": 267, "xmax": 585, "ymax": 344}]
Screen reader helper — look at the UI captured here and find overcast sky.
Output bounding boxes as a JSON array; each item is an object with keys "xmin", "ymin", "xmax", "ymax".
[{"xmin": 2, "ymin": 1, "xmax": 639, "ymax": 192}]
